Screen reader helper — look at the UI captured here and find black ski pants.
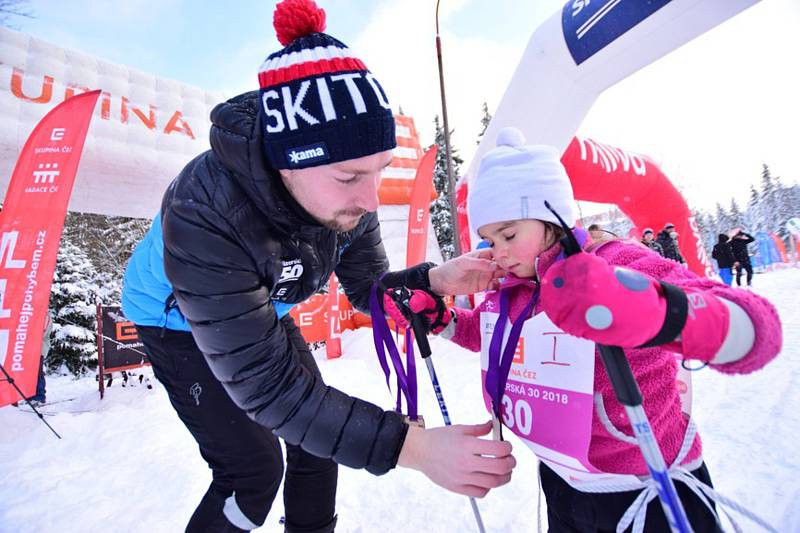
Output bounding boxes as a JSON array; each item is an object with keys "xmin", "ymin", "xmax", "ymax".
[
  {"xmin": 540, "ymin": 462, "xmax": 722, "ymax": 532},
  {"xmin": 137, "ymin": 316, "xmax": 338, "ymax": 533},
  {"xmin": 735, "ymin": 260, "xmax": 753, "ymax": 286}
]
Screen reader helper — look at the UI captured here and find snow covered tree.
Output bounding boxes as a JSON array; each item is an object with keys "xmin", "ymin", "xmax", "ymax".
[
  {"xmin": 691, "ymin": 207, "xmax": 716, "ymax": 257},
  {"xmin": 760, "ymin": 164, "xmax": 777, "ymax": 207},
  {"xmin": 62, "ymin": 212, "xmax": 151, "ymax": 302},
  {"xmin": 713, "ymin": 202, "xmax": 734, "ymax": 236},
  {"xmin": 48, "ymin": 239, "xmax": 103, "ymax": 375},
  {"xmin": 773, "ymin": 177, "xmax": 798, "ymax": 240},
  {"xmin": 476, "ymin": 101, "xmax": 492, "ymax": 145},
  {"xmin": 431, "ymin": 115, "xmax": 463, "ymax": 260},
  {"xmin": 728, "ymin": 198, "xmax": 746, "ymax": 231},
  {"xmin": 745, "ymin": 184, "xmax": 762, "ymax": 233}
]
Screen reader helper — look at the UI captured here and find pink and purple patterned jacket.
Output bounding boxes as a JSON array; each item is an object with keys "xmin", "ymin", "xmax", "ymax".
[{"xmin": 449, "ymin": 239, "xmax": 782, "ymax": 475}]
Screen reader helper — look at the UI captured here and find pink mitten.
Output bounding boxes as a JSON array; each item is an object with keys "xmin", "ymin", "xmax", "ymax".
[
  {"xmin": 540, "ymin": 253, "xmax": 668, "ymax": 347},
  {"xmin": 540, "ymin": 253, "xmax": 733, "ymax": 359},
  {"xmin": 383, "ymin": 289, "xmax": 451, "ymax": 334}
]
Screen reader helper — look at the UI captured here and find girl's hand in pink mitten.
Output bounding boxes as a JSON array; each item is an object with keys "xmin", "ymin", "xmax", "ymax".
[
  {"xmin": 383, "ymin": 289, "xmax": 452, "ymax": 335},
  {"xmin": 539, "ymin": 253, "xmax": 668, "ymax": 348}
]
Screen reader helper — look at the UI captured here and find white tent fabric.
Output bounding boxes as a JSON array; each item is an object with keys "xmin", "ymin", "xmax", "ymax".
[{"xmin": 0, "ymin": 27, "xmax": 443, "ymax": 268}]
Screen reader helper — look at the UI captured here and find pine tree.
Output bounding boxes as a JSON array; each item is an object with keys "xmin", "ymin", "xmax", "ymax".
[
  {"xmin": 431, "ymin": 115, "xmax": 463, "ymax": 260},
  {"xmin": 477, "ymin": 101, "xmax": 492, "ymax": 145},
  {"xmin": 728, "ymin": 198, "xmax": 746, "ymax": 231},
  {"xmin": 745, "ymin": 184, "xmax": 761, "ymax": 232},
  {"xmin": 773, "ymin": 177, "xmax": 797, "ymax": 240},
  {"xmin": 49, "ymin": 238, "xmax": 103, "ymax": 375},
  {"xmin": 691, "ymin": 207, "xmax": 716, "ymax": 258},
  {"xmin": 61, "ymin": 212, "xmax": 151, "ymax": 302},
  {"xmin": 714, "ymin": 202, "xmax": 733, "ymax": 236},
  {"xmin": 758, "ymin": 164, "xmax": 778, "ymax": 233}
]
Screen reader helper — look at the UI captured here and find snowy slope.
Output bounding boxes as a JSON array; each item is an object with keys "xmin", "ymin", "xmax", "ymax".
[{"xmin": 1, "ymin": 268, "xmax": 798, "ymax": 533}]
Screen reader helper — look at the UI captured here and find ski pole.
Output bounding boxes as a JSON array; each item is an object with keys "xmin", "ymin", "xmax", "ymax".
[
  {"xmin": 385, "ymin": 285, "xmax": 486, "ymax": 533},
  {"xmin": 544, "ymin": 201, "xmax": 693, "ymax": 533},
  {"xmin": 0, "ymin": 363, "xmax": 62, "ymax": 439}
]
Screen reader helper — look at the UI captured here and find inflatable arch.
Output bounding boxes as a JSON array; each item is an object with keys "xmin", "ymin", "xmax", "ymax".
[{"xmin": 462, "ymin": 0, "xmax": 759, "ymax": 278}]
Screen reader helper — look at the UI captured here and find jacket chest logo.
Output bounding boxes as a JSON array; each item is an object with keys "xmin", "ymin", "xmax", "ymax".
[{"xmin": 278, "ymin": 259, "xmax": 304, "ymax": 284}]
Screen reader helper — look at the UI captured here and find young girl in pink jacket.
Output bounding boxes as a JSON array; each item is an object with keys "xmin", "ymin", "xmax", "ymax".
[{"xmin": 385, "ymin": 127, "xmax": 781, "ymax": 532}]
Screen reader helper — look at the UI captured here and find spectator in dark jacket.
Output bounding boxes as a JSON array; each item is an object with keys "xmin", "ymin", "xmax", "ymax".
[
  {"xmin": 730, "ymin": 229, "xmax": 756, "ymax": 287},
  {"xmin": 712, "ymin": 233, "xmax": 737, "ymax": 285},
  {"xmin": 121, "ymin": 5, "xmax": 513, "ymax": 532},
  {"xmin": 656, "ymin": 223, "xmax": 686, "ymax": 265},
  {"xmin": 641, "ymin": 227, "xmax": 664, "ymax": 256}
]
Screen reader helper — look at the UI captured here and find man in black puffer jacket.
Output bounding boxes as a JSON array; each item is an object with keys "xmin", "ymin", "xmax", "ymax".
[
  {"xmin": 730, "ymin": 229, "xmax": 756, "ymax": 287},
  {"xmin": 121, "ymin": 4, "xmax": 513, "ymax": 532}
]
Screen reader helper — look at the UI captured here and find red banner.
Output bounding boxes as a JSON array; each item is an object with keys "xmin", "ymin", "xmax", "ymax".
[
  {"xmin": 456, "ymin": 179, "xmax": 471, "ymax": 253},
  {"xmin": 325, "ymin": 274, "xmax": 342, "ymax": 359},
  {"xmin": 0, "ymin": 90, "xmax": 100, "ymax": 407},
  {"xmin": 406, "ymin": 146, "xmax": 437, "ymax": 267}
]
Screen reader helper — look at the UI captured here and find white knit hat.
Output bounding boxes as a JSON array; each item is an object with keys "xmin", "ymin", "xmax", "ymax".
[{"xmin": 468, "ymin": 127, "xmax": 578, "ymax": 234}]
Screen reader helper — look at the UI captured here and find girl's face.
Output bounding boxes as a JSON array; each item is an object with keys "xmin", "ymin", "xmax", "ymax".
[{"xmin": 478, "ymin": 219, "xmax": 549, "ymax": 279}]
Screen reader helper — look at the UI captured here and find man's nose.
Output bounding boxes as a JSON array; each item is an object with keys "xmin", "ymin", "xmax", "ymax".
[{"xmin": 356, "ymin": 171, "xmax": 381, "ymax": 212}]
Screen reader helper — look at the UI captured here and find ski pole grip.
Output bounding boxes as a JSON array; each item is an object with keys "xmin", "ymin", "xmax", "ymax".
[
  {"xmin": 409, "ymin": 312, "xmax": 432, "ymax": 358},
  {"xmin": 597, "ymin": 345, "xmax": 643, "ymax": 407}
]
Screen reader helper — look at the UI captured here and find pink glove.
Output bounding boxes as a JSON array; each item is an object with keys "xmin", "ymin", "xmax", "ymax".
[
  {"xmin": 383, "ymin": 289, "xmax": 452, "ymax": 335},
  {"xmin": 540, "ymin": 253, "xmax": 731, "ymax": 359}
]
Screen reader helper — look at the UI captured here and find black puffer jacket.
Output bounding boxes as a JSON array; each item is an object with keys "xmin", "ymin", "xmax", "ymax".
[
  {"xmin": 160, "ymin": 91, "xmax": 407, "ymax": 475},
  {"xmin": 730, "ymin": 231, "xmax": 755, "ymax": 264},
  {"xmin": 711, "ymin": 234, "xmax": 736, "ymax": 269}
]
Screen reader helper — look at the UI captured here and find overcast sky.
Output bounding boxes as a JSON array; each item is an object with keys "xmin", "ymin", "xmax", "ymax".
[{"xmin": 12, "ymin": 0, "xmax": 800, "ymax": 213}]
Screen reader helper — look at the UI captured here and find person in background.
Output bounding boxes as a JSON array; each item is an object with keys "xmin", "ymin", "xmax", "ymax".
[
  {"xmin": 730, "ymin": 228, "xmax": 756, "ymax": 287},
  {"xmin": 587, "ymin": 223, "xmax": 614, "ymax": 243},
  {"xmin": 641, "ymin": 228, "xmax": 664, "ymax": 256},
  {"xmin": 712, "ymin": 233, "xmax": 737, "ymax": 286},
  {"xmin": 27, "ymin": 312, "xmax": 52, "ymax": 406},
  {"xmin": 657, "ymin": 222, "xmax": 686, "ymax": 265}
]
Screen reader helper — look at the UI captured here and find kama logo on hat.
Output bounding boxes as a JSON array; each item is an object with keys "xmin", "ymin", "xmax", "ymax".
[{"xmin": 286, "ymin": 142, "xmax": 329, "ymax": 168}]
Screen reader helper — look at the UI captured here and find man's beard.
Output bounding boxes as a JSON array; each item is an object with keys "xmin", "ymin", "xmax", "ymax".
[{"xmin": 319, "ymin": 208, "xmax": 367, "ymax": 232}]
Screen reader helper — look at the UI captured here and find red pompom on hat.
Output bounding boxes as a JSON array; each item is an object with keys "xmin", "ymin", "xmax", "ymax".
[{"xmin": 273, "ymin": 0, "xmax": 327, "ymax": 46}]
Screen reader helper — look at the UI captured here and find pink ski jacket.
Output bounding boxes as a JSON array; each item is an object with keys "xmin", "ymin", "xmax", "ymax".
[{"xmin": 450, "ymin": 240, "xmax": 782, "ymax": 475}]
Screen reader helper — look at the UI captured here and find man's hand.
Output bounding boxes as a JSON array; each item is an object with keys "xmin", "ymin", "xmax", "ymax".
[
  {"xmin": 428, "ymin": 249, "xmax": 505, "ymax": 296},
  {"xmin": 398, "ymin": 422, "xmax": 516, "ymax": 498}
]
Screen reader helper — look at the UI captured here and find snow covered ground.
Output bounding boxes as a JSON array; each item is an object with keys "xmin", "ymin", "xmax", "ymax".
[{"xmin": 1, "ymin": 268, "xmax": 798, "ymax": 533}]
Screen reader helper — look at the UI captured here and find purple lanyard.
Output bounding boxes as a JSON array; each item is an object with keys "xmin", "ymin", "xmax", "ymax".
[
  {"xmin": 485, "ymin": 288, "xmax": 538, "ymax": 418},
  {"xmin": 369, "ymin": 284, "xmax": 419, "ymax": 420}
]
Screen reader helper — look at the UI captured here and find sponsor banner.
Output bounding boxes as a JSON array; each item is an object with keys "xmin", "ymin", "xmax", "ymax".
[
  {"xmin": 562, "ymin": 0, "xmax": 672, "ymax": 65},
  {"xmin": 0, "ymin": 90, "xmax": 100, "ymax": 407},
  {"xmin": 100, "ymin": 305, "xmax": 148, "ymax": 372}
]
